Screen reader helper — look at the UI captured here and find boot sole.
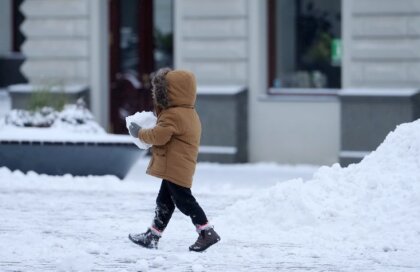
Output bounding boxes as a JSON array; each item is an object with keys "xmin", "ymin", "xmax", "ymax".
[{"xmin": 189, "ymin": 237, "xmax": 220, "ymax": 252}]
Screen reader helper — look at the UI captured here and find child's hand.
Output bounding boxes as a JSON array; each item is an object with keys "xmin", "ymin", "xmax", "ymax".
[{"xmin": 128, "ymin": 123, "xmax": 142, "ymax": 138}]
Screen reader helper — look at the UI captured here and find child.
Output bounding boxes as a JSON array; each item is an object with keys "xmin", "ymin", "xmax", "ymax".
[{"xmin": 128, "ymin": 68, "xmax": 220, "ymax": 252}]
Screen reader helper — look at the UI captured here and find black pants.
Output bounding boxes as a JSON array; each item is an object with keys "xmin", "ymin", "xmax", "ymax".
[{"xmin": 153, "ymin": 179, "xmax": 208, "ymax": 231}]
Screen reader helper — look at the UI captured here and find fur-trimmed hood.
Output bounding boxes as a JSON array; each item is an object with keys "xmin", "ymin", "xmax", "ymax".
[{"xmin": 151, "ymin": 68, "xmax": 197, "ymax": 110}]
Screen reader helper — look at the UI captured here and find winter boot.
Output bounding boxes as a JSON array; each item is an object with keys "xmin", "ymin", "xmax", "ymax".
[
  {"xmin": 128, "ymin": 227, "xmax": 161, "ymax": 249},
  {"xmin": 189, "ymin": 226, "xmax": 220, "ymax": 252}
]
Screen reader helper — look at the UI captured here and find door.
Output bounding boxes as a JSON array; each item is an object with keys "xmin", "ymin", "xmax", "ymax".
[{"xmin": 109, "ymin": 0, "xmax": 173, "ymax": 134}]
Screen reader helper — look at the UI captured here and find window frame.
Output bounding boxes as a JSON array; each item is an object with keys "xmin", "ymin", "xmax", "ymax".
[{"xmin": 267, "ymin": 0, "xmax": 341, "ymax": 96}]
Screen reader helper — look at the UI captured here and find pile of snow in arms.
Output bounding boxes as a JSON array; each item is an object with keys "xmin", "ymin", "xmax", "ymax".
[
  {"xmin": 125, "ymin": 111, "xmax": 157, "ymax": 149},
  {"xmin": 217, "ymin": 119, "xmax": 420, "ymax": 259}
]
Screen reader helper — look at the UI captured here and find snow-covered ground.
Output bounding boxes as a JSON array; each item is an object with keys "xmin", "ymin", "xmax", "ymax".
[{"xmin": 1, "ymin": 119, "xmax": 420, "ymax": 271}]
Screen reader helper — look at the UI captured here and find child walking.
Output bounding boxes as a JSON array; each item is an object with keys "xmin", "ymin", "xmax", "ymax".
[{"xmin": 128, "ymin": 68, "xmax": 220, "ymax": 252}]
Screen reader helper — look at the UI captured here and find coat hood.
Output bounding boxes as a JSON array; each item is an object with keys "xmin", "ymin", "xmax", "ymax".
[{"xmin": 151, "ymin": 68, "xmax": 197, "ymax": 109}]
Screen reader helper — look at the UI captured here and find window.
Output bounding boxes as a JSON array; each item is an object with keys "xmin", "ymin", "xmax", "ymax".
[
  {"xmin": 268, "ymin": 0, "xmax": 342, "ymax": 93},
  {"xmin": 109, "ymin": 0, "xmax": 174, "ymax": 133},
  {"xmin": 153, "ymin": 0, "xmax": 174, "ymax": 69},
  {"xmin": 118, "ymin": 0, "xmax": 173, "ymax": 75}
]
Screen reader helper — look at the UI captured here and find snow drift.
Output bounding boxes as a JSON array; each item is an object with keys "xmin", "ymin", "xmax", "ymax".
[{"xmin": 217, "ymin": 119, "xmax": 420, "ymax": 254}]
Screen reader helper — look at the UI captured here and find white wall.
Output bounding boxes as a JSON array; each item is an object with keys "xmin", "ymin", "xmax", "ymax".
[
  {"xmin": 343, "ymin": 0, "xmax": 420, "ymax": 88},
  {"xmin": 89, "ymin": 0, "xmax": 109, "ymax": 130},
  {"xmin": 174, "ymin": 0, "xmax": 249, "ymax": 85},
  {"xmin": 250, "ymin": 98, "xmax": 340, "ymax": 165},
  {"xmin": 0, "ymin": 0, "xmax": 12, "ymax": 55},
  {"xmin": 19, "ymin": 0, "xmax": 90, "ymax": 85}
]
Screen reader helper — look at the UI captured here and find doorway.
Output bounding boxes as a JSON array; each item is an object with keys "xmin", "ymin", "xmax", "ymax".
[{"xmin": 109, "ymin": 0, "xmax": 173, "ymax": 134}]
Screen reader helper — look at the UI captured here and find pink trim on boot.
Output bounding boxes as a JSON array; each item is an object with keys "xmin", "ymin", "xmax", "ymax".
[
  {"xmin": 150, "ymin": 226, "xmax": 163, "ymax": 237},
  {"xmin": 196, "ymin": 222, "xmax": 212, "ymax": 233}
]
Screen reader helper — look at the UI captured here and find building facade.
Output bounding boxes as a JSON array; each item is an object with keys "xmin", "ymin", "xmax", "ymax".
[{"xmin": 1, "ymin": 0, "xmax": 419, "ymax": 165}]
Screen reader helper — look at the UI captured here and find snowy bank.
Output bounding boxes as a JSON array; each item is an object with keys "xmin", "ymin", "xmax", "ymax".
[{"xmin": 217, "ymin": 119, "xmax": 420, "ymax": 264}]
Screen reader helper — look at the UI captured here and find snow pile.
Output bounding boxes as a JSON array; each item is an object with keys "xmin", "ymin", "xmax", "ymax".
[
  {"xmin": 218, "ymin": 119, "xmax": 420, "ymax": 253},
  {"xmin": 52, "ymin": 103, "xmax": 105, "ymax": 134},
  {"xmin": 2, "ymin": 99, "xmax": 104, "ymax": 134},
  {"xmin": 125, "ymin": 111, "xmax": 157, "ymax": 149},
  {"xmin": 0, "ymin": 100, "xmax": 138, "ymax": 143},
  {"xmin": 4, "ymin": 107, "xmax": 58, "ymax": 127}
]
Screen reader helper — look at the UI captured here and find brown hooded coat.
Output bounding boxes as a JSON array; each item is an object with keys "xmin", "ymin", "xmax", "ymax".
[{"xmin": 139, "ymin": 69, "xmax": 201, "ymax": 188}]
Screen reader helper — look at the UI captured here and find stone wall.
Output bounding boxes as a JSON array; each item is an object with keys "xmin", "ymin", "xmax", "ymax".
[
  {"xmin": 343, "ymin": 0, "xmax": 420, "ymax": 88},
  {"xmin": 20, "ymin": 0, "xmax": 90, "ymax": 85},
  {"xmin": 175, "ymin": 0, "xmax": 249, "ymax": 85}
]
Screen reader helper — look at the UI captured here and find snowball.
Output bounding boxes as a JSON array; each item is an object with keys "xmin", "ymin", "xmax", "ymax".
[{"xmin": 125, "ymin": 111, "xmax": 157, "ymax": 150}]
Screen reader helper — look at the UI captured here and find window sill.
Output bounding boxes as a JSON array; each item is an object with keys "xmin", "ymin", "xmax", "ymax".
[
  {"xmin": 269, "ymin": 88, "xmax": 339, "ymax": 95},
  {"xmin": 258, "ymin": 88, "xmax": 339, "ymax": 102},
  {"xmin": 263, "ymin": 88, "xmax": 339, "ymax": 101}
]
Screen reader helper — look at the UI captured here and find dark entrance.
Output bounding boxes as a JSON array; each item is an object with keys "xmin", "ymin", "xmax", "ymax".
[{"xmin": 109, "ymin": 0, "xmax": 173, "ymax": 134}]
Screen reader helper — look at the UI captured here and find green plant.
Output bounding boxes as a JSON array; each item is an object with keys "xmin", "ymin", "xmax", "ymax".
[
  {"xmin": 304, "ymin": 32, "xmax": 332, "ymax": 65},
  {"xmin": 154, "ymin": 28, "xmax": 173, "ymax": 54},
  {"xmin": 28, "ymin": 83, "xmax": 67, "ymax": 111}
]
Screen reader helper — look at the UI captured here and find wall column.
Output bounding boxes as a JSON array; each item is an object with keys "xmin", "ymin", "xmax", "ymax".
[{"xmin": 89, "ymin": 0, "xmax": 109, "ymax": 129}]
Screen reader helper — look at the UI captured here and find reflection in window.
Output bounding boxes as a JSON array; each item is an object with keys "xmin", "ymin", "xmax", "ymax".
[
  {"xmin": 269, "ymin": 0, "xmax": 341, "ymax": 90},
  {"xmin": 119, "ymin": 0, "xmax": 173, "ymax": 74},
  {"xmin": 120, "ymin": 0, "xmax": 139, "ymax": 74},
  {"xmin": 154, "ymin": 0, "xmax": 173, "ymax": 69}
]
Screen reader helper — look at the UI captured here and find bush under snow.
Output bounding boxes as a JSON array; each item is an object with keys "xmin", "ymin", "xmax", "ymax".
[{"xmin": 2, "ymin": 99, "xmax": 104, "ymax": 134}]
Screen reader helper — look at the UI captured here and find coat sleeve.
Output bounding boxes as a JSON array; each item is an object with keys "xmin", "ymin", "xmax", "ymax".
[{"xmin": 139, "ymin": 110, "xmax": 180, "ymax": 146}]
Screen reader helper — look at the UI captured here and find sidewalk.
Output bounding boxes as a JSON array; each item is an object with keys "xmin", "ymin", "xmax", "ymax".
[{"xmin": 0, "ymin": 160, "xmax": 418, "ymax": 271}]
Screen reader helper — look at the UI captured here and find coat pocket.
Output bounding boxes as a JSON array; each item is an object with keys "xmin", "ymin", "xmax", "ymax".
[{"xmin": 152, "ymin": 146, "xmax": 167, "ymax": 173}]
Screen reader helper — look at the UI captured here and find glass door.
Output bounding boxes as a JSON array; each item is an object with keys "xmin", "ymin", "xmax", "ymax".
[{"xmin": 109, "ymin": 0, "xmax": 173, "ymax": 134}]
